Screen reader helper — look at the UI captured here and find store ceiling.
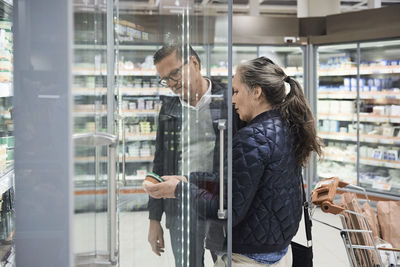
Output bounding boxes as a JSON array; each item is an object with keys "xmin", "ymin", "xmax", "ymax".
[{"xmin": 74, "ymin": 0, "xmax": 400, "ymax": 16}]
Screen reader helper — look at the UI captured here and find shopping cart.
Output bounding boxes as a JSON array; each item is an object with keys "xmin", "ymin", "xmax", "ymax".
[{"xmin": 311, "ymin": 177, "xmax": 400, "ymax": 267}]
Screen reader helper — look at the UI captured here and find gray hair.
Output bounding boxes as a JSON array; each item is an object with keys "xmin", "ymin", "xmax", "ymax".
[
  {"xmin": 236, "ymin": 57, "xmax": 287, "ymax": 107},
  {"xmin": 236, "ymin": 56, "xmax": 323, "ymax": 166},
  {"xmin": 153, "ymin": 43, "xmax": 201, "ymax": 70}
]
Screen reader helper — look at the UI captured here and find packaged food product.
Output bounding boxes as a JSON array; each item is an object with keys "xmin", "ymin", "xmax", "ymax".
[{"xmin": 142, "ymin": 172, "xmax": 164, "ymax": 190}]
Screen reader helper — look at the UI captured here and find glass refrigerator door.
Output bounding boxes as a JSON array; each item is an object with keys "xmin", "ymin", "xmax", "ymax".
[
  {"xmin": 0, "ymin": 0, "xmax": 13, "ymax": 264},
  {"xmin": 210, "ymin": 45, "xmax": 303, "ymax": 84},
  {"xmin": 316, "ymin": 43, "xmax": 359, "ymax": 185},
  {"xmin": 232, "ymin": 46, "xmax": 258, "ymax": 67},
  {"xmin": 259, "ymin": 46, "xmax": 304, "ymax": 86},
  {"xmin": 114, "ymin": 4, "xmax": 232, "ymax": 267},
  {"xmin": 359, "ymin": 40, "xmax": 400, "ymax": 195},
  {"xmin": 73, "ymin": 1, "xmax": 120, "ymax": 265}
]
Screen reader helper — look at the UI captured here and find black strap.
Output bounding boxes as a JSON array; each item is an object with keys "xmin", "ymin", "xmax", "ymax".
[{"xmin": 300, "ymin": 177, "xmax": 312, "ymax": 242}]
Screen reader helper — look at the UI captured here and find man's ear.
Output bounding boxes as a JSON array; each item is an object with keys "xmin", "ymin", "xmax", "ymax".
[{"xmin": 191, "ymin": 55, "xmax": 200, "ymax": 70}]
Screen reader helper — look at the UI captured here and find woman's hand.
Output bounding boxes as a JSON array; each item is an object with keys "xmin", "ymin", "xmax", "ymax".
[{"xmin": 145, "ymin": 176, "xmax": 187, "ymax": 199}]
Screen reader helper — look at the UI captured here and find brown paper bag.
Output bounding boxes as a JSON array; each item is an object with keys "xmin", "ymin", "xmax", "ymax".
[
  {"xmin": 340, "ymin": 193, "xmax": 379, "ymax": 266},
  {"xmin": 340, "ymin": 193, "xmax": 368, "ymax": 266},
  {"xmin": 377, "ymin": 201, "xmax": 400, "ymax": 248},
  {"xmin": 340, "ymin": 208, "xmax": 366, "ymax": 267},
  {"xmin": 362, "ymin": 202, "xmax": 381, "ymax": 240}
]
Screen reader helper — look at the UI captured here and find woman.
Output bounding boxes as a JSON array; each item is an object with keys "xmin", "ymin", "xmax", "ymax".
[{"xmin": 146, "ymin": 57, "xmax": 323, "ymax": 266}]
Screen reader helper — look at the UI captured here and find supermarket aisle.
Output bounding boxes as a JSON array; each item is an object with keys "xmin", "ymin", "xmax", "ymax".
[
  {"xmin": 118, "ymin": 212, "xmax": 176, "ymax": 267},
  {"xmin": 74, "ymin": 212, "xmax": 214, "ymax": 266},
  {"xmin": 74, "ymin": 208, "xmax": 349, "ymax": 267},
  {"xmin": 118, "ymin": 212, "xmax": 214, "ymax": 267},
  {"xmin": 293, "ymin": 208, "xmax": 350, "ymax": 267}
]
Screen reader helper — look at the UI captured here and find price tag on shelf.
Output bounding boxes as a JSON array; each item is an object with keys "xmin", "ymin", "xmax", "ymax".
[
  {"xmin": 372, "ymin": 181, "xmax": 391, "ymax": 191},
  {"xmin": 390, "ymin": 117, "xmax": 400, "ymax": 123}
]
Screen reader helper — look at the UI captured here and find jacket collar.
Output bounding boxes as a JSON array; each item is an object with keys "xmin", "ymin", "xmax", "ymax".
[
  {"xmin": 249, "ymin": 109, "xmax": 281, "ymax": 124},
  {"xmin": 210, "ymin": 79, "xmax": 225, "ymax": 95}
]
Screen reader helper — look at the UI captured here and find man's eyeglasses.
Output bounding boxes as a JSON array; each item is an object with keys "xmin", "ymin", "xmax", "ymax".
[{"xmin": 158, "ymin": 60, "xmax": 188, "ymax": 88}]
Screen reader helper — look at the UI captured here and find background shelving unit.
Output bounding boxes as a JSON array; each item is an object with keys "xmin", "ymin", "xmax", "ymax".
[
  {"xmin": 316, "ymin": 40, "xmax": 400, "ymax": 196},
  {"xmin": 71, "ymin": 11, "xmax": 400, "ymax": 207}
]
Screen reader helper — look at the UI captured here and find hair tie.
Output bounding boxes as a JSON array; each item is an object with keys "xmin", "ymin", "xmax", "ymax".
[{"xmin": 284, "ymin": 76, "xmax": 291, "ymax": 83}]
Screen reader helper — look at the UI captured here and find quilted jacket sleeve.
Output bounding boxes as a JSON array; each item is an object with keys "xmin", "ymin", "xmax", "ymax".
[
  {"xmin": 175, "ymin": 126, "xmax": 270, "ymax": 226},
  {"xmin": 148, "ymin": 108, "xmax": 165, "ymax": 222},
  {"xmin": 231, "ymin": 127, "xmax": 270, "ymax": 226}
]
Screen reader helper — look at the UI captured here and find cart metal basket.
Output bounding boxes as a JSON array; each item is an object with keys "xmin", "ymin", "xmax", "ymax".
[{"xmin": 311, "ymin": 177, "xmax": 400, "ymax": 267}]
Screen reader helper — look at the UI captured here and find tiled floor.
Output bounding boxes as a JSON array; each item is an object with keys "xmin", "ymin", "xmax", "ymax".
[{"xmin": 74, "ymin": 208, "xmax": 351, "ymax": 267}]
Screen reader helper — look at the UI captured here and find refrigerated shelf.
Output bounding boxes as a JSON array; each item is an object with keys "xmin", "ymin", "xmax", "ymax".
[
  {"xmin": 318, "ymin": 65, "xmax": 400, "ymax": 76},
  {"xmin": 123, "ymin": 133, "xmax": 156, "ymax": 141},
  {"xmin": 318, "ymin": 113, "xmax": 400, "ymax": 123},
  {"xmin": 72, "ymin": 87, "xmax": 173, "ymax": 96},
  {"xmin": 73, "ymin": 111, "xmax": 108, "ymax": 117},
  {"xmin": 74, "ymin": 155, "xmax": 154, "ymax": 163},
  {"xmin": 73, "ymin": 68, "xmax": 303, "ymax": 77},
  {"xmin": 72, "ymin": 69, "xmax": 157, "ymax": 76},
  {"xmin": 318, "ymin": 90, "xmax": 400, "ymax": 100},
  {"xmin": 119, "ymin": 87, "xmax": 173, "ymax": 96},
  {"xmin": 121, "ymin": 109, "xmax": 159, "ymax": 116},
  {"xmin": 74, "ymin": 110, "xmax": 159, "ymax": 117},
  {"xmin": 319, "ymin": 132, "xmax": 400, "ymax": 145},
  {"xmin": 72, "ymin": 87, "xmax": 107, "ymax": 96},
  {"xmin": 324, "ymin": 153, "xmax": 400, "ymax": 169},
  {"xmin": 74, "ymin": 44, "xmax": 159, "ymax": 51}
]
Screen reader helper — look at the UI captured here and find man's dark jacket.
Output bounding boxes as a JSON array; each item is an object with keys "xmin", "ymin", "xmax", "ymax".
[
  {"xmin": 176, "ymin": 109, "xmax": 303, "ymax": 254},
  {"xmin": 148, "ymin": 80, "xmax": 244, "ymax": 229}
]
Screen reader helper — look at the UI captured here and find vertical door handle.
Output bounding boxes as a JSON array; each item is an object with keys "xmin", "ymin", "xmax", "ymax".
[
  {"xmin": 108, "ymin": 142, "xmax": 117, "ymax": 264},
  {"xmin": 218, "ymin": 120, "xmax": 227, "ymax": 219},
  {"xmin": 73, "ymin": 133, "xmax": 118, "ymax": 264},
  {"xmin": 116, "ymin": 114, "xmax": 127, "ymax": 186},
  {"xmin": 122, "ymin": 119, "xmax": 126, "ymax": 185}
]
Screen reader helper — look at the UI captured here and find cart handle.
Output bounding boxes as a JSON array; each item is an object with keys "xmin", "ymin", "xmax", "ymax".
[{"xmin": 377, "ymin": 247, "xmax": 400, "ymax": 252}]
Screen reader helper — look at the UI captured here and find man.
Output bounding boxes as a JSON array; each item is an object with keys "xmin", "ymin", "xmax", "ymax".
[{"xmin": 148, "ymin": 43, "xmax": 243, "ymax": 267}]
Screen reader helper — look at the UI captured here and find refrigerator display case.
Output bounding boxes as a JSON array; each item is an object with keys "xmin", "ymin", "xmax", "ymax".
[
  {"xmin": 73, "ymin": 38, "xmax": 306, "ymax": 196},
  {"xmin": 359, "ymin": 40, "xmax": 400, "ymax": 194},
  {"xmin": 209, "ymin": 45, "xmax": 304, "ymax": 86},
  {"xmin": 317, "ymin": 43, "xmax": 359, "ymax": 185},
  {"xmin": 72, "ymin": 1, "xmax": 235, "ymax": 265},
  {"xmin": 259, "ymin": 46, "xmax": 304, "ymax": 86},
  {"xmin": 316, "ymin": 39, "xmax": 400, "ymax": 197},
  {"xmin": 73, "ymin": 3, "xmax": 120, "ymax": 265},
  {"xmin": 113, "ymin": 10, "xmax": 236, "ymax": 267}
]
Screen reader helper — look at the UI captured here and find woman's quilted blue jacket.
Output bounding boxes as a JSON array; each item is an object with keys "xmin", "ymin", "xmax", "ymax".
[{"xmin": 175, "ymin": 109, "xmax": 303, "ymax": 254}]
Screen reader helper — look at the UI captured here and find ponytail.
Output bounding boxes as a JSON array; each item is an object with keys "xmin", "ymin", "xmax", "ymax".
[{"xmin": 280, "ymin": 77, "xmax": 323, "ymax": 166}]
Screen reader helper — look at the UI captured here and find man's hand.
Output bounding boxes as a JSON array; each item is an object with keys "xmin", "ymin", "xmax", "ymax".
[
  {"xmin": 145, "ymin": 176, "xmax": 184, "ymax": 199},
  {"xmin": 148, "ymin": 220, "xmax": 165, "ymax": 256}
]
